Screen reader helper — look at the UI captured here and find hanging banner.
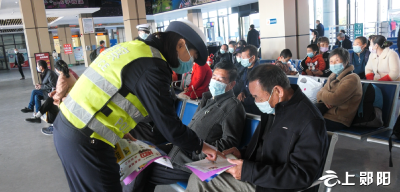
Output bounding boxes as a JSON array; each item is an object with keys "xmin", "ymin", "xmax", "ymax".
[
  {"xmin": 64, "ymin": 44, "xmax": 73, "ymax": 55},
  {"xmin": 44, "ymin": 0, "xmax": 89, "ymax": 9},
  {"xmin": 34, "ymin": 53, "xmax": 51, "ymax": 69}
]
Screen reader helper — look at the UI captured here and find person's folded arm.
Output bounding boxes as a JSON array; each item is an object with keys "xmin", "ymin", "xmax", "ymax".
[
  {"xmin": 132, "ymin": 64, "xmax": 203, "ymax": 153},
  {"xmin": 241, "ymin": 119, "xmax": 327, "ymax": 190},
  {"xmin": 192, "ymin": 101, "xmax": 246, "ymax": 161},
  {"xmin": 53, "ymin": 77, "xmax": 68, "ymax": 104},
  {"xmin": 385, "ymin": 52, "xmax": 400, "ymax": 81},
  {"xmin": 316, "ymin": 75, "xmax": 359, "ymax": 106},
  {"xmin": 41, "ymin": 72, "xmax": 58, "ymax": 91}
]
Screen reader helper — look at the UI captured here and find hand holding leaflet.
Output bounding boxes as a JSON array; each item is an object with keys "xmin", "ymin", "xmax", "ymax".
[{"xmin": 186, "ymin": 154, "xmax": 237, "ymax": 181}]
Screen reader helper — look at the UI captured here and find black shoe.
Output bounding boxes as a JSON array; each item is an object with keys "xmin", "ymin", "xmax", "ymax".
[
  {"xmin": 21, "ymin": 107, "xmax": 34, "ymax": 113},
  {"xmin": 41, "ymin": 126, "xmax": 53, "ymax": 135},
  {"xmin": 25, "ymin": 117, "xmax": 41, "ymax": 123},
  {"xmin": 20, "ymin": 77, "xmax": 25, "ymax": 80}
]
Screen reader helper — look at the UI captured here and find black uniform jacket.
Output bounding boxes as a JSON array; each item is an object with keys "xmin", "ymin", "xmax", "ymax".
[{"xmin": 240, "ymin": 85, "xmax": 329, "ymax": 192}]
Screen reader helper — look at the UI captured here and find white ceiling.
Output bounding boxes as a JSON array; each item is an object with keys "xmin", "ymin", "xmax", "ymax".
[{"xmin": 0, "ymin": 0, "xmax": 258, "ymax": 31}]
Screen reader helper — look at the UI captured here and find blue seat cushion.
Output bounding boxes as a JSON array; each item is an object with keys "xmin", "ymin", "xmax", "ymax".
[
  {"xmin": 239, "ymin": 118, "xmax": 260, "ymax": 149},
  {"xmin": 177, "ymin": 181, "xmax": 188, "ymax": 189},
  {"xmin": 337, "ymin": 126, "xmax": 386, "ymax": 135},
  {"xmin": 369, "ymin": 130, "xmax": 400, "ymax": 143}
]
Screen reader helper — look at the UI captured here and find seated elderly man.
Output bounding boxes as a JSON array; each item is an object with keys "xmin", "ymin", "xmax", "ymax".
[
  {"xmin": 186, "ymin": 64, "xmax": 328, "ymax": 192},
  {"xmin": 21, "ymin": 60, "xmax": 58, "ymax": 114},
  {"xmin": 124, "ymin": 61, "xmax": 246, "ymax": 192}
]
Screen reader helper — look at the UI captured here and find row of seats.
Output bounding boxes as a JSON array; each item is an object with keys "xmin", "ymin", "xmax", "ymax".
[
  {"xmin": 172, "ymin": 98, "xmax": 339, "ymax": 192},
  {"xmin": 287, "ymin": 75, "xmax": 400, "ymax": 143}
]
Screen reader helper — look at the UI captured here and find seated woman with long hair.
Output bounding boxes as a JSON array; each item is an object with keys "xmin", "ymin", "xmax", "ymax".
[{"xmin": 25, "ymin": 60, "xmax": 78, "ymax": 135}]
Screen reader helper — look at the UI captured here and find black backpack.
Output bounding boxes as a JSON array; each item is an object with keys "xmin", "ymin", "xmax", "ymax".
[
  {"xmin": 352, "ymin": 83, "xmax": 383, "ymax": 128},
  {"xmin": 90, "ymin": 48, "xmax": 98, "ymax": 62},
  {"xmin": 389, "ymin": 118, "xmax": 400, "ymax": 167}
]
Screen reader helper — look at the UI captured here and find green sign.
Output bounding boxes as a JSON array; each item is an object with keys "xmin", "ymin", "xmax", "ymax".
[{"xmin": 354, "ymin": 23, "xmax": 363, "ymax": 39}]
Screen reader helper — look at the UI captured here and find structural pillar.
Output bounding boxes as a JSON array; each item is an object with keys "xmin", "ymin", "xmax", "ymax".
[
  {"xmin": 259, "ymin": 0, "xmax": 309, "ymax": 60},
  {"xmin": 187, "ymin": 9, "xmax": 203, "ymax": 30},
  {"xmin": 121, "ymin": 0, "xmax": 147, "ymax": 42},
  {"xmin": 78, "ymin": 13, "xmax": 96, "ymax": 67},
  {"xmin": 57, "ymin": 25, "xmax": 76, "ymax": 65},
  {"xmin": 19, "ymin": 0, "xmax": 54, "ymax": 84}
]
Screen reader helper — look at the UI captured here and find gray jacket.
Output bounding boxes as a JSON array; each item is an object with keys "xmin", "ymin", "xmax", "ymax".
[
  {"xmin": 40, "ymin": 69, "xmax": 58, "ymax": 99},
  {"xmin": 168, "ymin": 90, "xmax": 246, "ymax": 172}
]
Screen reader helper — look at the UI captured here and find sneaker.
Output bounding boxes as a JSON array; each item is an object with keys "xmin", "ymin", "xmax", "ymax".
[
  {"xmin": 25, "ymin": 117, "xmax": 41, "ymax": 123},
  {"xmin": 41, "ymin": 113, "xmax": 47, "ymax": 122},
  {"xmin": 20, "ymin": 77, "xmax": 25, "ymax": 80},
  {"xmin": 21, "ymin": 107, "xmax": 34, "ymax": 113},
  {"xmin": 41, "ymin": 126, "xmax": 53, "ymax": 135}
]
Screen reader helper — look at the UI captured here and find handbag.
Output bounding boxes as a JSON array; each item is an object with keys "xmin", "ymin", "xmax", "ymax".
[{"xmin": 297, "ymin": 75, "xmax": 324, "ymax": 103}]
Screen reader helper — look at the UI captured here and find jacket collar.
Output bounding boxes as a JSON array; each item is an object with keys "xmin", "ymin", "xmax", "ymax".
[
  {"xmin": 260, "ymin": 85, "xmax": 303, "ymax": 123},
  {"xmin": 203, "ymin": 89, "xmax": 235, "ymax": 105},
  {"xmin": 336, "ymin": 65, "xmax": 354, "ymax": 80},
  {"xmin": 379, "ymin": 47, "xmax": 390, "ymax": 59}
]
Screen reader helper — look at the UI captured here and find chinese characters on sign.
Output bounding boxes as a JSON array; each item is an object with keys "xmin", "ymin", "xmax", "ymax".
[
  {"xmin": 34, "ymin": 53, "xmax": 51, "ymax": 69},
  {"xmin": 354, "ymin": 23, "xmax": 363, "ymax": 39},
  {"xmin": 319, "ymin": 170, "xmax": 390, "ymax": 187},
  {"xmin": 44, "ymin": 0, "xmax": 88, "ymax": 9},
  {"xmin": 64, "ymin": 44, "xmax": 73, "ymax": 55},
  {"xmin": 82, "ymin": 18, "xmax": 94, "ymax": 34}
]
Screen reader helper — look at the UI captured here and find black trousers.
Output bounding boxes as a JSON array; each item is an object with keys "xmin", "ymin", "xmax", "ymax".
[
  {"xmin": 39, "ymin": 97, "xmax": 59, "ymax": 123},
  {"xmin": 17, "ymin": 64, "xmax": 24, "ymax": 78},
  {"xmin": 325, "ymin": 118, "xmax": 347, "ymax": 132},
  {"xmin": 53, "ymin": 113, "xmax": 122, "ymax": 192},
  {"xmin": 123, "ymin": 162, "xmax": 191, "ymax": 192}
]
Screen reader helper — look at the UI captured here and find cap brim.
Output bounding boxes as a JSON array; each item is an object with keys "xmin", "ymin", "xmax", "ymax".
[{"xmin": 166, "ymin": 22, "xmax": 208, "ymax": 66}]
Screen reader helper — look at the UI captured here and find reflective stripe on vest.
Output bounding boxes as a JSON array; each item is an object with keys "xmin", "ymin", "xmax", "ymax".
[{"xmin": 60, "ymin": 40, "xmax": 166, "ymax": 147}]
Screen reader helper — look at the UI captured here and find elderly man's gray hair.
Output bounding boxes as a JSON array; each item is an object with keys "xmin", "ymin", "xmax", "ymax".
[{"xmin": 336, "ymin": 33, "xmax": 345, "ymax": 38}]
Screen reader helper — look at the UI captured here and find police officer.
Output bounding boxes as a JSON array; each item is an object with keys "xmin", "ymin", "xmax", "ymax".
[
  {"xmin": 53, "ymin": 20, "xmax": 222, "ymax": 192},
  {"xmin": 136, "ymin": 23, "xmax": 151, "ymax": 40}
]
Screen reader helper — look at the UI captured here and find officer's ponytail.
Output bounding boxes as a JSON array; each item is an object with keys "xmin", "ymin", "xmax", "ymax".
[{"xmin": 55, "ymin": 60, "xmax": 70, "ymax": 78}]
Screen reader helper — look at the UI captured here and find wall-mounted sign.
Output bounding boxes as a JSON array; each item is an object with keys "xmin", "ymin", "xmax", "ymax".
[
  {"xmin": 206, "ymin": 22, "xmax": 215, "ymax": 28},
  {"xmin": 267, "ymin": 18, "xmax": 277, "ymax": 25},
  {"xmin": 354, "ymin": 23, "xmax": 363, "ymax": 39},
  {"xmin": 34, "ymin": 52, "xmax": 51, "ymax": 69},
  {"xmin": 82, "ymin": 18, "xmax": 94, "ymax": 34},
  {"xmin": 64, "ymin": 44, "xmax": 73, "ymax": 55}
]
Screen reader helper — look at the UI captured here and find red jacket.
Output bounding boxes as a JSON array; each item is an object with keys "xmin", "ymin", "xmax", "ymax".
[
  {"xmin": 184, "ymin": 63, "xmax": 212, "ymax": 99},
  {"xmin": 301, "ymin": 54, "xmax": 326, "ymax": 76}
]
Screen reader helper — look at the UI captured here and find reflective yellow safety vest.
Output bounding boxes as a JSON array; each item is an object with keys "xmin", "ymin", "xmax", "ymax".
[{"xmin": 60, "ymin": 40, "xmax": 167, "ymax": 147}]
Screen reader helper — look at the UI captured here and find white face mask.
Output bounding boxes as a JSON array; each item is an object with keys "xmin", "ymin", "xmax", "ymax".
[
  {"xmin": 14, "ymin": 51, "xmax": 18, "ymax": 54},
  {"xmin": 37, "ymin": 67, "xmax": 41, "ymax": 72},
  {"xmin": 55, "ymin": 70, "xmax": 60, "ymax": 75}
]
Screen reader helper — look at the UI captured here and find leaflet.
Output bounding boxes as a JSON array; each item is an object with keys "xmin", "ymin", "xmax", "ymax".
[
  {"xmin": 114, "ymin": 139, "xmax": 172, "ymax": 185},
  {"xmin": 186, "ymin": 154, "xmax": 238, "ymax": 181}
]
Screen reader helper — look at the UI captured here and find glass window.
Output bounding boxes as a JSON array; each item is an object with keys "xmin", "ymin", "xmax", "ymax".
[
  {"xmin": 202, "ymin": 12, "xmax": 208, "ymax": 19},
  {"xmin": 394, "ymin": 0, "xmax": 400, "ymax": 9},
  {"xmin": 316, "ymin": 0, "xmax": 323, "ymax": 24},
  {"xmin": 209, "ymin": 17, "xmax": 218, "ymax": 42},
  {"xmin": 308, "ymin": 0, "xmax": 314, "ymax": 30},
  {"xmin": 14, "ymin": 34, "xmax": 25, "ymax": 44},
  {"xmin": 209, "ymin": 11, "xmax": 217, "ymax": 18},
  {"xmin": 229, "ymin": 13, "xmax": 239, "ymax": 41},
  {"xmin": 184, "ymin": 17, "xmax": 187, "ymax": 20},
  {"xmin": 380, "ymin": 0, "xmax": 388, "ymax": 22},
  {"xmin": 2, "ymin": 35, "xmax": 14, "ymax": 45},
  {"xmin": 249, "ymin": 13, "xmax": 260, "ymax": 30},
  {"xmin": 218, "ymin": 8, "xmax": 227, "ymax": 16},
  {"xmin": 338, "ymin": 0, "xmax": 347, "ymax": 25},
  {"xmin": 356, "ymin": 0, "xmax": 365, "ymax": 23}
]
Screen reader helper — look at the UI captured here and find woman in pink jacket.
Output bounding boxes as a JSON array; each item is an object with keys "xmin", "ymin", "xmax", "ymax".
[{"xmin": 25, "ymin": 60, "xmax": 78, "ymax": 135}]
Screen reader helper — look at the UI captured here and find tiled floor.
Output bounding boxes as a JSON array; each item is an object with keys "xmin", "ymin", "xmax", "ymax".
[{"xmin": 0, "ymin": 66, "xmax": 398, "ymax": 192}]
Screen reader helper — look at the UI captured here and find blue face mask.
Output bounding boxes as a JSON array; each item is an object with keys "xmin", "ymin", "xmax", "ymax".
[
  {"xmin": 339, "ymin": 40, "xmax": 343, "ymax": 43},
  {"xmin": 353, "ymin": 46, "xmax": 362, "ymax": 53},
  {"xmin": 209, "ymin": 79, "xmax": 227, "ymax": 97},
  {"xmin": 255, "ymin": 89, "xmax": 276, "ymax": 114},
  {"xmin": 220, "ymin": 49, "xmax": 226, "ymax": 54},
  {"xmin": 171, "ymin": 44, "xmax": 194, "ymax": 74},
  {"xmin": 241, "ymin": 57, "xmax": 252, "ymax": 68},
  {"xmin": 229, "ymin": 48, "xmax": 234, "ymax": 53},
  {"xmin": 307, "ymin": 52, "xmax": 314, "ymax": 58},
  {"xmin": 236, "ymin": 57, "xmax": 242, "ymax": 63},
  {"xmin": 139, "ymin": 33, "xmax": 149, "ymax": 40},
  {"xmin": 330, "ymin": 63, "xmax": 344, "ymax": 75}
]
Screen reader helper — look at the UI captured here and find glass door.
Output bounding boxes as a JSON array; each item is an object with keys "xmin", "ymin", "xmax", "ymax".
[
  {"xmin": 240, "ymin": 16, "xmax": 250, "ymax": 40},
  {"xmin": 218, "ymin": 16, "xmax": 229, "ymax": 44},
  {"xmin": 0, "ymin": 46, "xmax": 7, "ymax": 70}
]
